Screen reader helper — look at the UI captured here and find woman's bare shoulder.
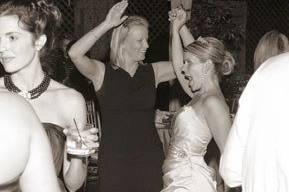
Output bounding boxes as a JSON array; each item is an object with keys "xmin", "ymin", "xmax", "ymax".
[
  {"xmin": 202, "ymin": 93, "xmax": 229, "ymax": 113},
  {"xmin": 48, "ymin": 80, "xmax": 85, "ymax": 105}
]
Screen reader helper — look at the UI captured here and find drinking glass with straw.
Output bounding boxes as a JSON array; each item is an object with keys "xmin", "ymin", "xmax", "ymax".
[{"xmin": 66, "ymin": 118, "xmax": 93, "ymax": 156}]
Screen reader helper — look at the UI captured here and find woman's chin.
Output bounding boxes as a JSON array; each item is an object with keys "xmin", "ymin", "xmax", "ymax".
[
  {"xmin": 138, "ymin": 54, "xmax": 146, "ymax": 61},
  {"xmin": 189, "ymin": 86, "xmax": 201, "ymax": 94}
]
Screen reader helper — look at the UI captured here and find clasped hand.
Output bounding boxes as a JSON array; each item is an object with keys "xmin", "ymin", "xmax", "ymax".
[{"xmin": 169, "ymin": 7, "xmax": 187, "ymax": 31}]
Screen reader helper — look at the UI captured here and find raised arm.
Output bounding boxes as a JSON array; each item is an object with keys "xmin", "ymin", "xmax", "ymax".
[
  {"xmin": 152, "ymin": 61, "xmax": 175, "ymax": 87},
  {"xmin": 68, "ymin": 0, "xmax": 128, "ymax": 91},
  {"xmin": 179, "ymin": 25, "xmax": 194, "ymax": 47},
  {"xmin": 170, "ymin": 8, "xmax": 195, "ymax": 98},
  {"xmin": 151, "ymin": 9, "xmax": 194, "ymax": 87}
]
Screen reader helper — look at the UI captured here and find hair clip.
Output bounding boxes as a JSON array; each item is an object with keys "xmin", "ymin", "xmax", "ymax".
[{"xmin": 197, "ymin": 36, "xmax": 208, "ymax": 45}]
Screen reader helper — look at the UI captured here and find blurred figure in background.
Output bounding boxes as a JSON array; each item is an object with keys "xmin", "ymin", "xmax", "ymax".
[
  {"xmin": 220, "ymin": 52, "xmax": 289, "ymax": 192},
  {"xmin": 253, "ymin": 30, "xmax": 289, "ymax": 70}
]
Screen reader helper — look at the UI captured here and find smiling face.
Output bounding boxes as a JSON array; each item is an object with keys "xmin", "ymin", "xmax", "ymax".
[
  {"xmin": 182, "ymin": 52, "xmax": 206, "ymax": 92},
  {"xmin": 0, "ymin": 15, "xmax": 38, "ymax": 73},
  {"xmin": 122, "ymin": 25, "xmax": 149, "ymax": 63}
]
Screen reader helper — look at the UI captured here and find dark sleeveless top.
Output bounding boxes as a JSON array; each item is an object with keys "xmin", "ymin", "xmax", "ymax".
[
  {"xmin": 1, "ymin": 123, "xmax": 66, "ymax": 192},
  {"xmin": 96, "ymin": 64, "xmax": 164, "ymax": 192}
]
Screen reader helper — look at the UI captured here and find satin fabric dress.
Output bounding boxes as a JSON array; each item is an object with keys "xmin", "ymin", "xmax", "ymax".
[{"xmin": 162, "ymin": 105, "xmax": 217, "ymax": 192}]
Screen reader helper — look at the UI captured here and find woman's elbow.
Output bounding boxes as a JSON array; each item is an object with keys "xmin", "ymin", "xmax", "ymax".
[
  {"xmin": 67, "ymin": 45, "xmax": 83, "ymax": 61},
  {"xmin": 64, "ymin": 174, "xmax": 86, "ymax": 192},
  {"xmin": 68, "ymin": 49, "xmax": 78, "ymax": 60}
]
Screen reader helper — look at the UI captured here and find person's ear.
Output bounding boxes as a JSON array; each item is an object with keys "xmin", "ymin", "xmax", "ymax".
[{"xmin": 34, "ymin": 34, "xmax": 47, "ymax": 51}]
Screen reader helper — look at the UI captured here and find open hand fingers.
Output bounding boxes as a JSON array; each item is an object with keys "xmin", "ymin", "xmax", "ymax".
[{"xmin": 113, "ymin": 0, "xmax": 128, "ymax": 14}]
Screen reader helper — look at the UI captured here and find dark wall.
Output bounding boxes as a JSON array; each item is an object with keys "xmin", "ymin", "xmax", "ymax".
[{"xmin": 246, "ymin": 0, "xmax": 289, "ymax": 74}]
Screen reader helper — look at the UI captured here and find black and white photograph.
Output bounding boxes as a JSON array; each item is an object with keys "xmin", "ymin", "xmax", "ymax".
[{"xmin": 0, "ymin": 0, "xmax": 288, "ymax": 192}]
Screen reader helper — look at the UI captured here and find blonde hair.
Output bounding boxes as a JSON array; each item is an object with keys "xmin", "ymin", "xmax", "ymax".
[
  {"xmin": 254, "ymin": 30, "xmax": 289, "ymax": 70},
  {"xmin": 185, "ymin": 37, "xmax": 235, "ymax": 79},
  {"xmin": 110, "ymin": 16, "xmax": 149, "ymax": 69}
]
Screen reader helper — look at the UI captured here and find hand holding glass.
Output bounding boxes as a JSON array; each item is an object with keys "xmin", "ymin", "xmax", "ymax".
[
  {"xmin": 155, "ymin": 109, "xmax": 175, "ymax": 129},
  {"xmin": 65, "ymin": 119, "xmax": 99, "ymax": 156}
]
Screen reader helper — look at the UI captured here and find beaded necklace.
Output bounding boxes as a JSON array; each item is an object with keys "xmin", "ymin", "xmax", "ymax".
[{"xmin": 4, "ymin": 73, "xmax": 51, "ymax": 100}]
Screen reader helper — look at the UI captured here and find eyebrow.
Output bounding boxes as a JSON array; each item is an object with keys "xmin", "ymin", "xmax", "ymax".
[{"xmin": 6, "ymin": 32, "xmax": 21, "ymax": 35}]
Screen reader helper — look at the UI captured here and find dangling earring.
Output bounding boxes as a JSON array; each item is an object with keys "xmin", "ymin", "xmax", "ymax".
[
  {"xmin": 200, "ymin": 71, "xmax": 208, "ymax": 93},
  {"xmin": 200, "ymin": 62, "xmax": 209, "ymax": 93}
]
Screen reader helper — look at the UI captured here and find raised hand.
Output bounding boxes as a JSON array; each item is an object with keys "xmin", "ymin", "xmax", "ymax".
[
  {"xmin": 105, "ymin": 0, "xmax": 128, "ymax": 28},
  {"xmin": 169, "ymin": 7, "xmax": 187, "ymax": 31}
]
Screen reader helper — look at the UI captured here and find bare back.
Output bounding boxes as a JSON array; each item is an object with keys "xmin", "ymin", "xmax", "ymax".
[
  {"xmin": 0, "ymin": 92, "xmax": 60, "ymax": 192},
  {"xmin": 0, "ymin": 94, "xmax": 30, "ymax": 186}
]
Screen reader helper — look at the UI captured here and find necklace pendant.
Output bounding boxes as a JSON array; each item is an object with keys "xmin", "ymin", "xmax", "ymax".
[{"xmin": 19, "ymin": 91, "xmax": 31, "ymax": 100}]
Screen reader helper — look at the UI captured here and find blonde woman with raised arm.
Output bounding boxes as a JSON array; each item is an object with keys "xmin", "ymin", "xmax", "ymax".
[{"xmin": 161, "ymin": 8, "xmax": 234, "ymax": 192}]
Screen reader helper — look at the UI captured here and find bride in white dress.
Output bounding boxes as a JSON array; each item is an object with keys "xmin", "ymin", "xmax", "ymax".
[{"xmin": 162, "ymin": 8, "xmax": 235, "ymax": 192}]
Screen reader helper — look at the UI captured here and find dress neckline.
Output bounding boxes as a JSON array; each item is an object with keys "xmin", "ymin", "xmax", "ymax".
[
  {"xmin": 186, "ymin": 94, "xmax": 202, "ymax": 107},
  {"xmin": 115, "ymin": 64, "xmax": 141, "ymax": 78}
]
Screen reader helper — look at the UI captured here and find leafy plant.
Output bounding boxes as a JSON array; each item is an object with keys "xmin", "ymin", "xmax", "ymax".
[{"xmin": 187, "ymin": 1, "xmax": 245, "ymax": 51}]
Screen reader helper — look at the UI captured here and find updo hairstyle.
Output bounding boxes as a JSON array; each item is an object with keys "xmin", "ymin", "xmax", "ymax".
[
  {"xmin": 185, "ymin": 37, "xmax": 236, "ymax": 79},
  {"xmin": 0, "ymin": 0, "xmax": 62, "ymax": 58}
]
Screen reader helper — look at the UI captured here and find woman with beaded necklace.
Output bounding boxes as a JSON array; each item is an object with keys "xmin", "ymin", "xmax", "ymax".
[{"xmin": 0, "ymin": 0, "xmax": 98, "ymax": 191}]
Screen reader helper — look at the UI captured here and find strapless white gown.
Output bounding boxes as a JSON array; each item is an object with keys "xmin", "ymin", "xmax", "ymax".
[{"xmin": 162, "ymin": 105, "xmax": 217, "ymax": 192}]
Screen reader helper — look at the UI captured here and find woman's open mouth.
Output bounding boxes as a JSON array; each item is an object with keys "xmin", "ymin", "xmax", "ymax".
[{"xmin": 184, "ymin": 74, "xmax": 192, "ymax": 81}]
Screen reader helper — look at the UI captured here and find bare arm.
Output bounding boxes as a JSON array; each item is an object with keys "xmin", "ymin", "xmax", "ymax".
[
  {"xmin": 202, "ymin": 96, "xmax": 231, "ymax": 153},
  {"xmin": 68, "ymin": 0, "xmax": 128, "ymax": 91},
  {"xmin": 68, "ymin": 21, "xmax": 108, "ymax": 90},
  {"xmin": 151, "ymin": 10, "xmax": 194, "ymax": 87},
  {"xmin": 62, "ymin": 90, "xmax": 88, "ymax": 192},
  {"xmin": 179, "ymin": 25, "xmax": 194, "ymax": 47},
  {"xmin": 152, "ymin": 61, "xmax": 176, "ymax": 87},
  {"xmin": 171, "ymin": 8, "xmax": 196, "ymax": 98}
]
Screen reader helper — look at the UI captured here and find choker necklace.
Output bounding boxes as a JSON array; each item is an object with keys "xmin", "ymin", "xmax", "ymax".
[{"xmin": 4, "ymin": 73, "xmax": 51, "ymax": 100}]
